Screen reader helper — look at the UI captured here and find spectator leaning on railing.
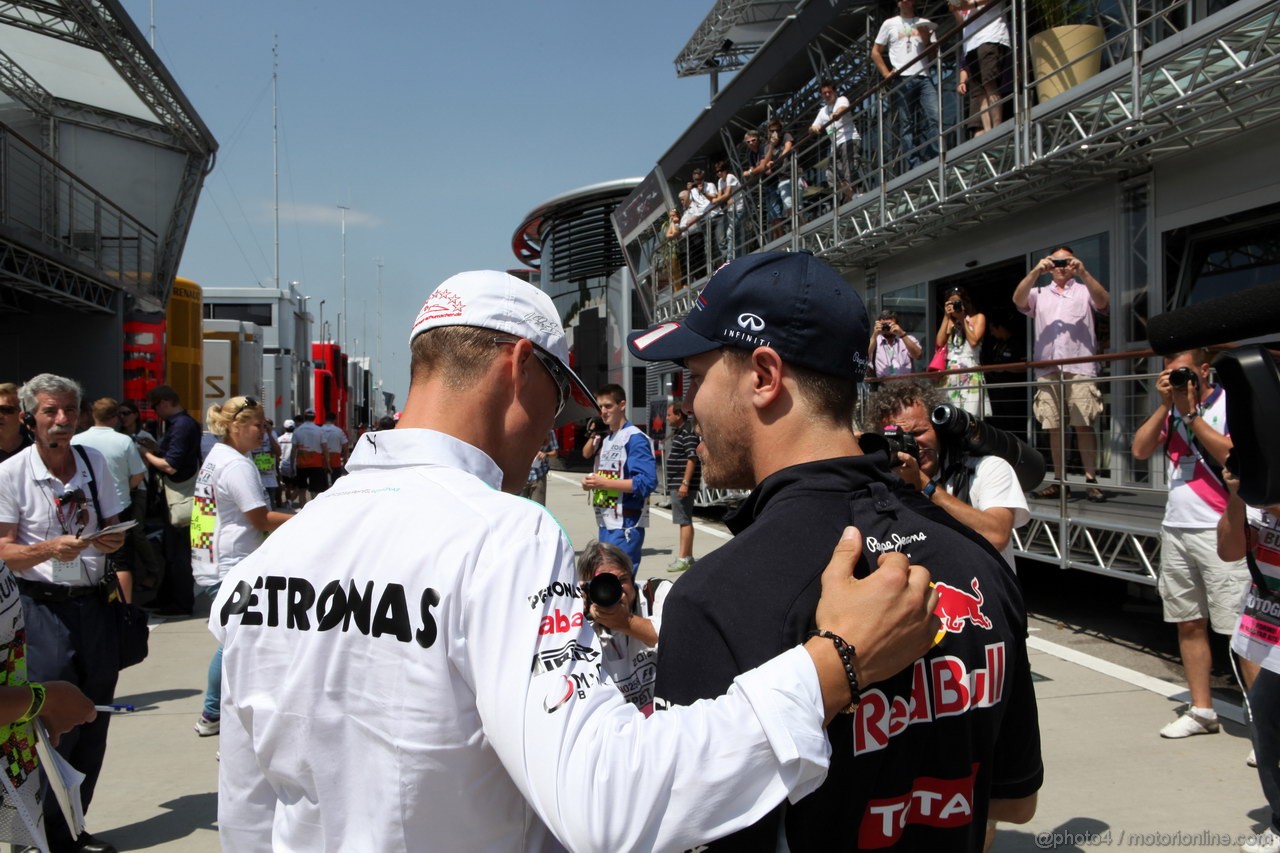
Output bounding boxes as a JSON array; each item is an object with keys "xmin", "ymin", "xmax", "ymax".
[
  {"xmin": 872, "ymin": 0, "xmax": 940, "ymax": 170},
  {"xmin": 809, "ymin": 79, "xmax": 861, "ymax": 201}
]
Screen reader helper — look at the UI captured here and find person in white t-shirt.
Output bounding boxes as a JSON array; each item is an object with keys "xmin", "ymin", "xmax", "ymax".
[
  {"xmin": 870, "ymin": 380, "xmax": 1030, "ymax": 571},
  {"xmin": 712, "ymin": 159, "xmax": 747, "ymax": 259},
  {"xmin": 872, "ymin": 0, "xmax": 940, "ymax": 169},
  {"xmin": 72, "ymin": 397, "xmax": 146, "ymax": 601},
  {"xmin": 809, "ymin": 79, "xmax": 862, "ymax": 201},
  {"xmin": 576, "ymin": 540, "xmax": 670, "ymax": 716},
  {"xmin": 950, "ymin": 0, "xmax": 1012, "ymax": 136},
  {"xmin": 191, "ymin": 395, "xmax": 294, "ymax": 739},
  {"xmin": 1133, "ymin": 347, "xmax": 1251, "ymax": 739}
]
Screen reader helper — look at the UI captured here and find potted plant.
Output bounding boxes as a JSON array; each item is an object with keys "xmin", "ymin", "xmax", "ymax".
[{"xmin": 1027, "ymin": 0, "xmax": 1105, "ymax": 103}]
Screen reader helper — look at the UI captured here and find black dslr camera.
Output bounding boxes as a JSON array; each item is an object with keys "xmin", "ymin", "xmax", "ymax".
[
  {"xmin": 1168, "ymin": 366, "xmax": 1198, "ymax": 389},
  {"xmin": 858, "ymin": 424, "xmax": 919, "ymax": 468},
  {"xmin": 586, "ymin": 416, "xmax": 608, "ymax": 436}
]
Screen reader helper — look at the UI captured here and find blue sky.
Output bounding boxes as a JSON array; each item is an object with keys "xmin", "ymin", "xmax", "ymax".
[{"xmin": 120, "ymin": 0, "xmax": 718, "ymax": 405}]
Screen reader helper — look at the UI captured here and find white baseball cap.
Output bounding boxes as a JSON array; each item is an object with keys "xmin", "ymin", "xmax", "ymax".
[{"xmin": 409, "ymin": 270, "xmax": 597, "ymax": 423}]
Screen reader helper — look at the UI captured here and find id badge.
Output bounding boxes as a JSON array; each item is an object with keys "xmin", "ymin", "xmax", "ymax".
[
  {"xmin": 1172, "ymin": 459, "xmax": 1196, "ymax": 482},
  {"xmin": 50, "ymin": 557, "xmax": 82, "ymax": 584}
]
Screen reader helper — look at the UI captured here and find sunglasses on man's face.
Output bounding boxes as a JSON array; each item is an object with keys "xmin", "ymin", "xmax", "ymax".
[
  {"xmin": 0, "ymin": 405, "xmax": 17, "ymax": 416},
  {"xmin": 493, "ymin": 339, "xmax": 569, "ymax": 416}
]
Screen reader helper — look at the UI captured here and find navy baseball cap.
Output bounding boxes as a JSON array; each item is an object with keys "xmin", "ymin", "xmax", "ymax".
[{"xmin": 627, "ymin": 251, "xmax": 871, "ymax": 381}]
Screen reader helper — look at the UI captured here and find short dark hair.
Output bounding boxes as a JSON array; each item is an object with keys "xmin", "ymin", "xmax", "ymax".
[
  {"xmin": 148, "ymin": 384, "xmax": 180, "ymax": 406},
  {"xmin": 877, "ymin": 308, "xmax": 897, "ymax": 321},
  {"xmin": 865, "ymin": 379, "xmax": 946, "ymax": 429},
  {"xmin": 1166, "ymin": 348, "xmax": 1212, "ymax": 367},
  {"xmin": 819, "ymin": 78, "xmax": 837, "ymax": 91},
  {"xmin": 722, "ymin": 349, "xmax": 857, "ymax": 426},
  {"xmin": 597, "ymin": 384, "xmax": 626, "ymax": 405},
  {"xmin": 1051, "ymin": 245, "xmax": 1074, "ymax": 255}
]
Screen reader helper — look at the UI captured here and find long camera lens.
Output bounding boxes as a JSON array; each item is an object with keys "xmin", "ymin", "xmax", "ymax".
[
  {"xmin": 587, "ymin": 573, "xmax": 623, "ymax": 608},
  {"xmin": 930, "ymin": 404, "xmax": 1047, "ymax": 492}
]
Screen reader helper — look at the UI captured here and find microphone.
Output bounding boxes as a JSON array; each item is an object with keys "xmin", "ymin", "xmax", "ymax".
[{"xmin": 1146, "ymin": 282, "xmax": 1280, "ymax": 355}]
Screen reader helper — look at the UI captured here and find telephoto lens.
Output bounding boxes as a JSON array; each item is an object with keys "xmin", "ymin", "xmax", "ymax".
[{"xmin": 587, "ymin": 573, "xmax": 623, "ymax": 608}]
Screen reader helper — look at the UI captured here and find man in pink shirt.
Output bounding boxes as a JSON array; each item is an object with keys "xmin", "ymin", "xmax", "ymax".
[{"xmin": 1013, "ymin": 246, "xmax": 1109, "ymax": 502}]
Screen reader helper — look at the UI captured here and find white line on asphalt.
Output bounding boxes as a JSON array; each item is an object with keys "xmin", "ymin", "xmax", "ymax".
[{"xmin": 1026, "ymin": 635, "xmax": 1246, "ymax": 725}]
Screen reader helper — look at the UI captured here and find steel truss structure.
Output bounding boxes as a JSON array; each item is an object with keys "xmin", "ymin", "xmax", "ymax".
[
  {"xmin": 0, "ymin": 0, "xmax": 216, "ymax": 312},
  {"xmin": 811, "ymin": 0, "xmax": 1280, "ymax": 269},
  {"xmin": 674, "ymin": 0, "xmax": 797, "ymax": 78}
]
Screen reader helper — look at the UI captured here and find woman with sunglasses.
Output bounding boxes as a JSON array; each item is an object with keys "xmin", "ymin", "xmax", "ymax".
[
  {"xmin": 190, "ymin": 396, "xmax": 294, "ymax": 738},
  {"xmin": 934, "ymin": 286, "xmax": 991, "ymax": 417}
]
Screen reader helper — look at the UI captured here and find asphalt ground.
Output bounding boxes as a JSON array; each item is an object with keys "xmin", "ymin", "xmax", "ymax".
[{"xmin": 74, "ymin": 472, "xmax": 1266, "ymax": 851}]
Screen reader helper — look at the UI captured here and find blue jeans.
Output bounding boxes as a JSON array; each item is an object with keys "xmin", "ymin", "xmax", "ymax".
[
  {"xmin": 1250, "ymin": 668, "xmax": 1280, "ymax": 831},
  {"xmin": 600, "ymin": 527, "xmax": 644, "ymax": 572},
  {"xmin": 892, "ymin": 72, "xmax": 940, "ymax": 168},
  {"xmin": 201, "ymin": 581, "xmax": 222, "ymax": 718}
]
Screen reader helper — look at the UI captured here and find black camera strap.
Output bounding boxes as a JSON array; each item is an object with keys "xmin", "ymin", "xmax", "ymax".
[{"xmin": 72, "ymin": 445, "xmax": 103, "ymax": 531}]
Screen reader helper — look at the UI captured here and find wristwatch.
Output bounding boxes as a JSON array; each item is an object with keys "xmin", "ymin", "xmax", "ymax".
[{"xmin": 922, "ymin": 481, "xmax": 937, "ymax": 499}]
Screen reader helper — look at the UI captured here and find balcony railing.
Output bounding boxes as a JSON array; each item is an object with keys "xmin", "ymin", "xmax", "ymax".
[
  {"xmin": 630, "ymin": 0, "xmax": 1278, "ymax": 321},
  {"xmin": 0, "ymin": 121, "xmax": 160, "ymax": 309}
]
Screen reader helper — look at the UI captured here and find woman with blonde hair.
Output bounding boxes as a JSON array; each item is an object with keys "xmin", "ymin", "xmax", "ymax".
[{"xmin": 191, "ymin": 396, "xmax": 294, "ymax": 738}]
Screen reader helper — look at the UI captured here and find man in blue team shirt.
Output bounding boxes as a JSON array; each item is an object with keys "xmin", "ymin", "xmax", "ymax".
[{"xmin": 581, "ymin": 384, "xmax": 656, "ymax": 572}]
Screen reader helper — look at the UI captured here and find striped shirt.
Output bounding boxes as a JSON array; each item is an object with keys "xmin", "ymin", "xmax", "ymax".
[{"xmin": 667, "ymin": 426, "xmax": 701, "ymax": 493}]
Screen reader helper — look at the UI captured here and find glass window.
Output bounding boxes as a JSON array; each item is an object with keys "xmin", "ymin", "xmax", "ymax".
[{"xmin": 206, "ymin": 303, "xmax": 273, "ymax": 327}]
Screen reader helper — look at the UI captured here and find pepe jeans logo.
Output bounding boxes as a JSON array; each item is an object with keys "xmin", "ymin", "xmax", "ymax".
[
  {"xmin": 737, "ymin": 313, "xmax": 765, "ymax": 332},
  {"xmin": 864, "ymin": 531, "xmax": 928, "ymax": 554}
]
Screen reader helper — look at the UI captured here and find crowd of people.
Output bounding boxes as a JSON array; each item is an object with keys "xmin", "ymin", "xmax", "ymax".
[
  {"xmin": 0, "ymin": 249, "xmax": 1272, "ymax": 852},
  {"xmin": 0, "ymin": 372, "xmax": 390, "ymax": 851}
]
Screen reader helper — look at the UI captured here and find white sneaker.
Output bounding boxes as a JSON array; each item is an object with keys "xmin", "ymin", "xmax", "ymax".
[
  {"xmin": 194, "ymin": 714, "xmax": 221, "ymax": 737},
  {"xmin": 1159, "ymin": 710, "xmax": 1219, "ymax": 738},
  {"xmin": 1243, "ymin": 827, "xmax": 1280, "ymax": 853},
  {"xmin": 1249, "ymin": 749, "xmax": 1258, "ymax": 767}
]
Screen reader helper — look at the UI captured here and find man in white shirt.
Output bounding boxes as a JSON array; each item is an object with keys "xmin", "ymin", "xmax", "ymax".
[
  {"xmin": 868, "ymin": 379, "xmax": 1030, "ymax": 571},
  {"xmin": 0, "ymin": 374, "xmax": 128, "ymax": 853},
  {"xmin": 71, "ymin": 397, "xmax": 146, "ymax": 601},
  {"xmin": 872, "ymin": 0, "xmax": 940, "ymax": 170},
  {"xmin": 809, "ymin": 79, "xmax": 862, "ymax": 201},
  {"xmin": 212, "ymin": 269, "xmax": 940, "ymax": 852}
]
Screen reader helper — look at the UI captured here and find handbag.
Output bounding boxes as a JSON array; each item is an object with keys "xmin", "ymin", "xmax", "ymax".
[
  {"xmin": 113, "ymin": 597, "xmax": 150, "ymax": 669},
  {"xmin": 926, "ymin": 347, "xmax": 948, "ymax": 372},
  {"xmin": 163, "ymin": 473, "xmax": 197, "ymax": 527},
  {"xmin": 71, "ymin": 447, "xmax": 151, "ymax": 669}
]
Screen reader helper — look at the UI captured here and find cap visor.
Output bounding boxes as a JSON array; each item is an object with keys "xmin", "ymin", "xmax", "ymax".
[
  {"xmin": 627, "ymin": 321, "xmax": 722, "ymax": 364},
  {"xmin": 556, "ymin": 366, "xmax": 600, "ymax": 428}
]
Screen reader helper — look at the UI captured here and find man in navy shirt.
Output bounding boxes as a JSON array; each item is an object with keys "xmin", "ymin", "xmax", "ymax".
[
  {"xmin": 142, "ymin": 385, "xmax": 202, "ymax": 615},
  {"xmin": 629, "ymin": 252, "xmax": 1042, "ymax": 851}
]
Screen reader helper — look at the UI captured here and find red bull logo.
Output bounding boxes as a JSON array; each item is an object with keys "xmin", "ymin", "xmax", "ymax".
[{"xmin": 933, "ymin": 578, "xmax": 992, "ymax": 642}]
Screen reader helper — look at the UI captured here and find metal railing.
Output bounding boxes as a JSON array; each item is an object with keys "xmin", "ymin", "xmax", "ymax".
[
  {"xmin": 0, "ymin": 121, "xmax": 160, "ymax": 307},
  {"xmin": 631, "ymin": 0, "xmax": 1278, "ymax": 322}
]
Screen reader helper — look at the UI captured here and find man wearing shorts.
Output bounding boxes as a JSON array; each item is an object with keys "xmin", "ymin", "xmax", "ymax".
[
  {"xmin": 665, "ymin": 404, "xmax": 700, "ymax": 573},
  {"xmin": 1013, "ymin": 245, "xmax": 1109, "ymax": 502},
  {"xmin": 1133, "ymin": 348, "xmax": 1252, "ymax": 738}
]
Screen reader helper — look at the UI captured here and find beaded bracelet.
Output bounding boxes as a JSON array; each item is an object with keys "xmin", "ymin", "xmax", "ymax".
[
  {"xmin": 807, "ymin": 629, "xmax": 861, "ymax": 714},
  {"xmin": 16, "ymin": 682, "xmax": 46, "ymax": 725}
]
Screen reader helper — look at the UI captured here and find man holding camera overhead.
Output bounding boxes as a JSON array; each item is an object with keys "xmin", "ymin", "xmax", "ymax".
[
  {"xmin": 1014, "ymin": 246, "xmax": 1109, "ymax": 502},
  {"xmin": 1133, "ymin": 347, "xmax": 1252, "ymax": 740}
]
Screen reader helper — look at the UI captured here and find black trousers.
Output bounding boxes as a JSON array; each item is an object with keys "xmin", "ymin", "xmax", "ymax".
[
  {"xmin": 21, "ymin": 592, "xmax": 119, "ymax": 844},
  {"xmin": 158, "ymin": 521, "xmax": 194, "ymax": 612}
]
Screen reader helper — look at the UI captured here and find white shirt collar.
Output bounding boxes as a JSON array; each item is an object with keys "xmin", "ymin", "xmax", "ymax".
[
  {"xmin": 346, "ymin": 428, "xmax": 504, "ymax": 491},
  {"xmin": 27, "ymin": 446, "xmax": 88, "ymax": 490}
]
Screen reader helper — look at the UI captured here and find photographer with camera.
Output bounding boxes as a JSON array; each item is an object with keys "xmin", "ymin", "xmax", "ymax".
[
  {"xmin": 868, "ymin": 379, "xmax": 1030, "ymax": 571},
  {"xmin": 577, "ymin": 540, "xmax": 670, "ymax": 715},
  {"xmin": 1133, "ymin": 348, "xmax": 1252, "ymax": 740},
  {"xmin": 869, "ymin": 309, "xmax": 922, "ymax": 378}
]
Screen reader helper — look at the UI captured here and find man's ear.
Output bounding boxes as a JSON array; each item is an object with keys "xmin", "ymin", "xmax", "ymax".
[{"xmin": 748, "ymin": 347, "xmax": 786, "ymax": 409}]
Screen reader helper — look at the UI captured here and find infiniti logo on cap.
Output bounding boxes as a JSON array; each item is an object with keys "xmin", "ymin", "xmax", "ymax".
[{"xmin": 737, "ymin": 313, "xmax": 765, "ymax": 332}]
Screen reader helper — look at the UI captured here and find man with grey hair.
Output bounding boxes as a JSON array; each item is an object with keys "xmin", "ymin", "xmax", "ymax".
[{"xmin": 0, "ymin": 373, "xmax": 129, "ymax": 853}]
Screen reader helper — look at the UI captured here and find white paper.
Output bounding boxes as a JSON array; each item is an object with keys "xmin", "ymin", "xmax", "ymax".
[{"xmin": 33, "ymin": 721, "xmax": 84, "ymax": 840}]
